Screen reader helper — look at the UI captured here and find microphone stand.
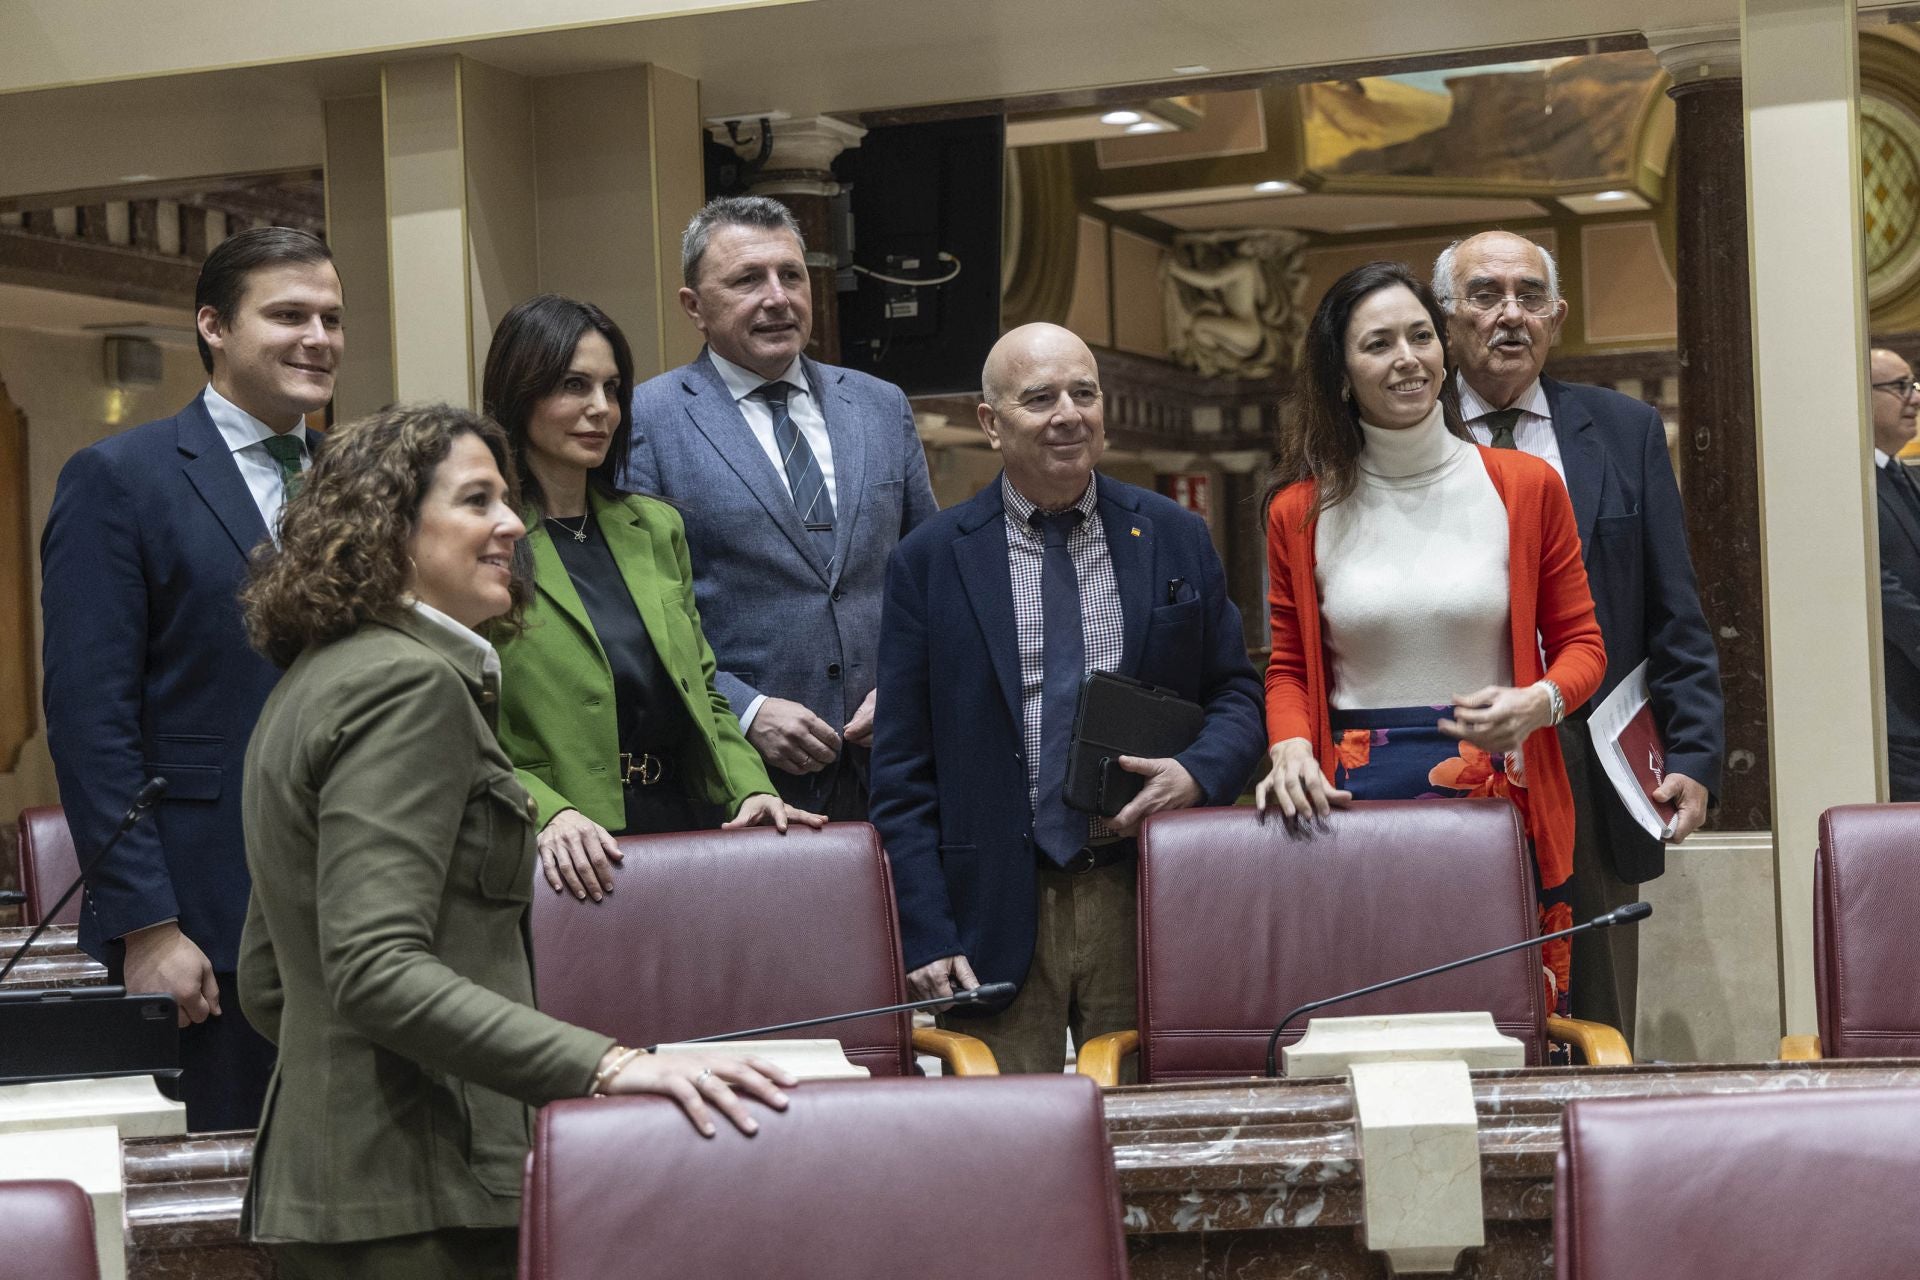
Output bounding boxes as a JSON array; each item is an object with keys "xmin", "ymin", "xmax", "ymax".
[
  {"xmin": 648, "ymin": 981, "xmax": 1019, "ymax": 1051},
  {"xmin": 1263, "ymin": 901, "xmax": 1652, "ymax": 1078}
]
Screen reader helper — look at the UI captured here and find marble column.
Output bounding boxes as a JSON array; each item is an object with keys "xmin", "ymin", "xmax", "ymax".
[
  {"xmin": 1649, "ymin": 28, "xmax": 1768, "ymax": 829},
  {"xmin": 712, "ymin": 115, "xmax": 865, "ymax": 364}
]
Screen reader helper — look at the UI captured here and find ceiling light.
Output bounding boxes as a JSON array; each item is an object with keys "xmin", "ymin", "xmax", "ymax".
[
  {"xmin": 1254, "ymin": 180, "xmax": 1296, "ymax": 194},
  {"xmin": 1125, "ymin": 121, "xmax": 1168, "ymax": 134},
  {"xmin": 1101, "ymin": 110, "xmax": 1143, "ymax": 126},
  {"xmin": 1591, "ymin": 189, "xmax": 1631, "ymax": 203},
  {"xmin": 1173, "ymin": 65, "xmax": 1211, "ymax": 75}
]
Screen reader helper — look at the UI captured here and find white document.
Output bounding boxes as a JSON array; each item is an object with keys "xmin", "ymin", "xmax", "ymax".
[
  {"xmin": 1586, "ymin": 658, "xmax": 1677, "ymax": 841},
  {"xmin": 652, "ymin": 1038, "xmax": 870, "ymax": 1080}
]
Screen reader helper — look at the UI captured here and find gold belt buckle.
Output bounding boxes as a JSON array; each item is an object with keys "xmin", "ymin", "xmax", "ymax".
[{"xmin": 619, "ymin": 752, "xmax": 663, "ymax": 786}]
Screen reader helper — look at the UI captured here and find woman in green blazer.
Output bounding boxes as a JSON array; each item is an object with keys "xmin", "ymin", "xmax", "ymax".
[
  {"xmin": 237, "ymin": 404, "xmax": 790, "ymax": 1280},
  {"xmin": 484, "ymin": 295, "xmax": 822, "ymax": 902}
]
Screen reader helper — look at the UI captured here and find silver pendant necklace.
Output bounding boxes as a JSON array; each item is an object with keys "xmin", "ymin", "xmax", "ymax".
[{"xmin": 546, "ymin": 513, "xmax": 589, "ymax": 543}]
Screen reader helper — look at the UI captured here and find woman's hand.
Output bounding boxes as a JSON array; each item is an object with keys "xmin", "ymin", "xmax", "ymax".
[
  {"xmin": 1439, "ymin": 684, "xmax": 1554, "ymax": 754},
  {"xmin": 1253, "ymin": 737, "xmax": 1352, "ymax": 819},
  {"xmin": 600, "ymin": 1048, "xmax": 796, "ymax": 1137},
  {"xmin": 537, "ymin": 808, "xmax": 623, "ymax": 902},
  {"xmin": 722, "ymin": 793, "xmax": 828, "ymax": 833}
]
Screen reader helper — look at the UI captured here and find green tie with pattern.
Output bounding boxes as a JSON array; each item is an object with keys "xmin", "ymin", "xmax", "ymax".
[
  {"xmin": 261, "ymin": 433, "xmax": 305, "ymax": 501},
  {"xmin": 1482, "ymin": 408, "xmax": 1523, "ymax": 450}
]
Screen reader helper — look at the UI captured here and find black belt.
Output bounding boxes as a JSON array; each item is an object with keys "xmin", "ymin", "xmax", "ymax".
[
  {"xmin": 618, "ymin": 751, "xmax": 675, "ymax": 787},
  {"xmin": 1047, "ymin": 837, "xmax": 1137, "ymax": 876}
]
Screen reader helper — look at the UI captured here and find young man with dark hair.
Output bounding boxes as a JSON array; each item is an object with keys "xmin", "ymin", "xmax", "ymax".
[{"xmin": 40, "ymin": 226, "xmax": 343, "ymax": 1130}]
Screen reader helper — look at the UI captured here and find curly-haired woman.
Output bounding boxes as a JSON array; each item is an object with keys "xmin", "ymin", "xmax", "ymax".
[{"xmin": 236, "ymin": 403, "xmax": 792, "ymax": 1280}]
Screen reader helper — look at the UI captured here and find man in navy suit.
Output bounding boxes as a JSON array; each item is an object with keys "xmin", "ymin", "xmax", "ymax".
[
  {"xmin": 1868, "ymin": 347, "xmax": 1920, "ymax": 800},
  {"xmin": 41, "ymin": 227, "xmax": 343, "ymax": 1130},
  {"xmin": 1436, "ymin": 231, "xmax": 1724, "ymax": 1047},
  {"xmin": 625, "ymin": 196, "xmax": 936, "ymax": 820},
  {"xmin": 871, "ymin": 323, "xmax": 1264, "ymax": 1074}
]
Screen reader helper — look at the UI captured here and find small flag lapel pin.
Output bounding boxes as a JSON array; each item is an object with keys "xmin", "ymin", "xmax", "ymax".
[{"xmin": 1130, "ymin": 526, "xmax": 1141, "ymax": 537}]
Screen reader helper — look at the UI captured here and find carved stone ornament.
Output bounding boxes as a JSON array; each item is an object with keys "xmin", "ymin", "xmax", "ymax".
[{"xmin": 1161, "ymin": 229, "xmax": 1309, "ymax": 380}]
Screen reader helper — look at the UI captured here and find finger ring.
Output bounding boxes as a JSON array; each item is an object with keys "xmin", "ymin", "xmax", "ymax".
[{"xmin": 695, "ymin": 1069, "xmax": 713, "ymax": 1086}]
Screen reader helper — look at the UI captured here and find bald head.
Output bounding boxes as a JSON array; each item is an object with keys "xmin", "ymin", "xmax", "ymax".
[
  {"xmin": 977, "ymin": 323, "xmax": 1106, "ymax": 509},
  {"xmin": 1871, "ymin": 346, "xmax": 1920, "ymax": 457}
]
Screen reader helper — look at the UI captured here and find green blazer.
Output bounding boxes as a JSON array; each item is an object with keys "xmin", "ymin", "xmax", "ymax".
[
  {"xmin": 238, "ymin": 609, "xmax": 613, "ymax": 1243},
  {"xmin": 495, "ymin": 490, "xmax": 774, "ymax": 831}
]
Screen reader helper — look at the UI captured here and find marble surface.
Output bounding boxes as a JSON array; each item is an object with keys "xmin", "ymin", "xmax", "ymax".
[
  {"xmin": 1637, "ymin": 830, "xmax": 1780, "ymax": 1063},
  {"xmin": 0, "ymin": 923, "xmax": 108, "ymax": 989}
]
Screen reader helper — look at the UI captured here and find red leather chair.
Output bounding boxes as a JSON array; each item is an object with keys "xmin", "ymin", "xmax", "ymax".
[
  {"xmin": 530, "ymin": 822, "xmax": 993, "ymax": 1075},
  {"xmin": 15, "ymin": 806, "xmax": 81, "ymax": 928},
  {"xmin": 1554, "ymin": 1087, "xmax": 1920, "ymax": 1279},
  {"xmin": 520, "ymin": 1075, "xmax": 1128, "ymax": 1280},
  {"xmin": 1781, "ymin": 804, "xmax": 1920, "ymax": 1060},
  {"xmin": 1078, "ymin": 801, "xmax": 1628, "ymax": 1084},
  {"xmin": 0, "ymin": 1179, "xmax": 99, "ymax": 1280}
]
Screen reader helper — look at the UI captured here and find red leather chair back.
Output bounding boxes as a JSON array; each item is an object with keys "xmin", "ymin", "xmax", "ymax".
[
  {"xmin": 1135, "ymin": 800, "xmax": 1546, "ymax": 1081},
  {"xmin": 16, "ymin": 807, "xmax": 82, "ymax": 928},
  {"xmin": 0, "ymin": 1179, "xmax": 99, "ymax": 1280},
  {"xmin": 1814, "ymin": 804, "xmax": 1920, "ymax": 1057},
  {"xmin": 521, "ymin": 1075, "xmax": 1129, "ymax": 1280},
  {"xmin": 530, "ymin": 823, "xmax": 913, "ymax": 1077},
  {"xmin": 1554, "ymin": 1087, "xmax": 1920, "ymax": 1279}
]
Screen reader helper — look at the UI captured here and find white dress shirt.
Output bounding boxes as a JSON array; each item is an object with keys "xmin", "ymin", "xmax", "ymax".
[
  {"xmin": 410, "ymin": 599, "xmax": 502, "ymax": 682},
  {"xmin": 202, "ymin": 383, "xmax": 312, "ymax": 543},
  {"xmin": 1458, "ymin": 375, "xmax": 1563, "ymax": 483}
]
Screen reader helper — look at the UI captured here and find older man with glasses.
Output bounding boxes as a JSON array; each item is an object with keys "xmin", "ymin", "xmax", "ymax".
[
  {"xmin": 1869, "ymin": 346, "xmax": 1920, "ymax": 799},
  {"xmin": 1433, "ymin": 230, "xmax": 1724, "ymax": 1053}
]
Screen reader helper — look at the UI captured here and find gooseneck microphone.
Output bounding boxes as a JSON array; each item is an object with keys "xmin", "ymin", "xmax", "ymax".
[
  {"xmin": 1262, "ymin": 901, "xmax": 1652, "ymax": 1078},
  {"xmin": 648, "ymin": 981, "xmax": 1019, "ymax": 1051},
  {"xmin": 0, "ymin": 777, "xmax": 169, "ymax": 987}
]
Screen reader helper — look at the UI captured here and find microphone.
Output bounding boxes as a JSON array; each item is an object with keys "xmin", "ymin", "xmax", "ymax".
[
  {"xmin": 646, "ymin": 981, "xmax": 1019, "ymax": 1051},
  {"xmin": 0, "ymin": 777, "xmax": 169, "ymax": 987},
  {"xmin": 1262, "ymin": 901, "xmax": 1651, "ymax": 1078}
]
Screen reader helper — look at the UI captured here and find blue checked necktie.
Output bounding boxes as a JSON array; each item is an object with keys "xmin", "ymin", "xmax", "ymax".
[
  {"xmin": 1032, "ymin": 508, "xmax": 1089, "ymax": 866},
  {"xmin": 757, "ymin": 382, "xmax": 835, "ymax": 566}
]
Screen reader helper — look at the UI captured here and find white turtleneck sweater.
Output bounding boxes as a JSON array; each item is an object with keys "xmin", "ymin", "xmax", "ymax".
[{"xmin": 1314, "ymin": 403, "xmax": 1513, "ymax": 710}]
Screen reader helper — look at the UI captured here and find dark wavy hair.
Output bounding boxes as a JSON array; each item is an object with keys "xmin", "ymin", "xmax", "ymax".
[
  {"xmin": 1262, "ymin": 260, "xmax": 1467, "ymax": 528},
  {"xmin": 243, "ymin": 403, "xmax": 526, "ymax": 667},
  {"xmin": 482, "ymin": 294, "xmax": 635, "ymax": 517}
]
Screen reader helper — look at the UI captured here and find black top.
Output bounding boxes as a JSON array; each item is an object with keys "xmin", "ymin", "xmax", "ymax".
[{"xmin": 547, "ymin": 513, "xmax": 692, "ymax": 753}]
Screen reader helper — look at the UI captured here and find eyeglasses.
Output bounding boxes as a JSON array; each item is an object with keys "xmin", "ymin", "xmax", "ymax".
[
  {"xmin": 1872, "ymin": 378, "xmax": 1920, "ymax": 397},
  {"xmin": 1458, "ymin": 288, "xmax": 1557, "ymax": 316}
]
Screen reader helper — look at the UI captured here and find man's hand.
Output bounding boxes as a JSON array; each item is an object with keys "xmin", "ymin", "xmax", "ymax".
[
  {"xmin": 1653, "ymin": 771, "xmax": 1710, "ymax": 843},
  {"xmin": 722, "ymin": 794, "xmax": 829, "ymax": 833},
  {"xmin": 1107, "ymin": 756, "xmax": 1203, "ymax": 836},
  {"xmin": 906, "ymin": 954, "xmax": 980, "ymax": 1002},
  {"xmin": 747, "ymin": 698, "xmax": 840, "ymax": 775},
  {"xmin": 123, "ymin": 921, "xmax": 219, "ymax": 1029},
  {"xmin": 842, "ymin": 689, "xmax": 877, "ymax": 748}
]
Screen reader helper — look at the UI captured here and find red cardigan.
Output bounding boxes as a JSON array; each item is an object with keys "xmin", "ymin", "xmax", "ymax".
[{"xmin": 1264, "ymin": 444, "xmax": 1606, "ymax": 891}]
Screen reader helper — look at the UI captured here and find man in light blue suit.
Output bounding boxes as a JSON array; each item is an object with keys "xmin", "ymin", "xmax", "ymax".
[{"xmin": 624, "ymin": 196, "xmax": 937, "ymax": 819}]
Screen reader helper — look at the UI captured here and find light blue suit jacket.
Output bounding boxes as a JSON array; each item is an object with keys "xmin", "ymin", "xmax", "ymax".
[{"xmin": 623, "ymin": 349, "xmax": 937, "ymax": 808}]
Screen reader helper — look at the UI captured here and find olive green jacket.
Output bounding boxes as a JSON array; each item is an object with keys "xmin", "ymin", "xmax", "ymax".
[
  {"xmin": 237, "ymin": 610, "xmax": 614, "ymax": 1243},
  {"xmin": 495, "ymin": 490, "xmax": 774, "ymax": 831}
]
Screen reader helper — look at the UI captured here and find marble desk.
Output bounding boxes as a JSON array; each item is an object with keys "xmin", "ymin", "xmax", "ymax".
[{"xmin": 0, "ymin": 924, "xmax": 108, "ymax": 990}]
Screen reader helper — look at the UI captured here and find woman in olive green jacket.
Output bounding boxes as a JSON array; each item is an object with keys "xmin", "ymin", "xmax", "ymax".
[
  {"xmin": 237, "ymin": 404, "xmax": 790, "ymax": 1280},
  {"xmin": 484, "ymin": 295, "xmax": 823, "ymax": 903}
]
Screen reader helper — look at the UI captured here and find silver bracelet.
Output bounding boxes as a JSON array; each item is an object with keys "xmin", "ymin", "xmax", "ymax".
[{"xmin": 1537, "ymin": 679, "xmax": 1566, "ymax": 727}]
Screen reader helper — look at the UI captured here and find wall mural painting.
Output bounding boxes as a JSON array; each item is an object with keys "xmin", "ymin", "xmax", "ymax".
[
  {"xmin": 1300, "ymin": 51, "xmax": 1667, "ymax": 186},
  {"xmin": 1161, "ymin": 229, "xmax": 1309, "ymax": 379}
]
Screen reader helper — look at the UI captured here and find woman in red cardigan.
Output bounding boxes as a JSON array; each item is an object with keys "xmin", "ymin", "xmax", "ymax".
[{"xmin": 1253, "ymin": 260, "xmax": 1605, "ymax": 1018}]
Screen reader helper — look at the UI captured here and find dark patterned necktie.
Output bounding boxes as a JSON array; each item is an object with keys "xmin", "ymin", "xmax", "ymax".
[
  {"xmin": 756, "ymin": 382, "xmax": 835, "ymax": 564},
  {"xmin": 261, "ymin": 433, "xmax": 305, "ymax": 500},
  {"xmin": 1032, "ymin": 508, "xmax": 1088, "ymax": 866},
  {"xmin": 1482, "ymin": 408, "xmax": 1523, "ymax": 450}
]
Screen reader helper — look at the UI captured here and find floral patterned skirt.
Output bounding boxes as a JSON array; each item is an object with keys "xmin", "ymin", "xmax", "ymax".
[{"xmin": 1330, "ymin": 705, "xmax": 1572, "ymax": 1024}]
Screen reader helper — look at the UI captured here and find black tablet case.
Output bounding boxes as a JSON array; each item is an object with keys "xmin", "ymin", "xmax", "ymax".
[{"xmin": 1063, "ymin": 671, "xmax": 1204, "ymax": 817}]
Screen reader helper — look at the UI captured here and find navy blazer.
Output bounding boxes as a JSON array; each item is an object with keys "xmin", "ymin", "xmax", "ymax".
[
  {"xmin": 870, "ymin": 473, "xmax": 1266, "ymax": 989},
  {"xmin": 40, "ymin": 394, "xmax": 286, "ymax": 968},
  {"xmin": 624, "ymin": 350, "xmax": 937, "ymax": 810},
  {"xmin": 1543, "ymin": 376, "xmax": 1724, "ymax": 881},
  {"xmin": 1875, "ymin": 461, "xmax": 1920, "ymax": 769}
]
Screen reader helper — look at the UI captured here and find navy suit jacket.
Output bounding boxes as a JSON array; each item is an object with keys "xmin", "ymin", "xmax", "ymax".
[
  {"xmin": 41, "ymin": 393, "xmax": 286, "ymax": 968},
  {"xmin": 624, "ymin": 350, "xmax": 937, "ymax": 809},
  {"xmin": 1875, "ymin": 461, "xmax": 1920, "ymax": 782},
  {"xmin": 870, "ymin": 473, "xmax": 1266, "ymax": 990},
  {"xmin": 1542, "ymin": 376, "xmax": 1724, "ymax": 881}
]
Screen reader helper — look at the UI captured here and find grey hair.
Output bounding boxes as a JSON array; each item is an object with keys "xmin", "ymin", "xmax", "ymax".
[
  {"xmin": 1432, "ymin": 235, "xmax": 1560, "ymax": 313},
  {"xmin": 681, "ymin": 196, "xmax": 806, "ymax": 287}
]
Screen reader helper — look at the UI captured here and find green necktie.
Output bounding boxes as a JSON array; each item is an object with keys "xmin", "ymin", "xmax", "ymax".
[
  {"xmin": 1482, "ymin": 408, "xmax": 1523, "ymax": 450},
  {"xmin": 261, "ymin": 433, "xmax": 305, "ymax": 500}
]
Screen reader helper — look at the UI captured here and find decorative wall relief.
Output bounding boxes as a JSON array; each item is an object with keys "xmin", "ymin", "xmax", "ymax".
[{"xmin": 1161, "ymin": 229, "xmax": 1308, "ymax": 379}]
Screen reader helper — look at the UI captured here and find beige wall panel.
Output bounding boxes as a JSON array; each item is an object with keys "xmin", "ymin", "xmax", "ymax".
[
  {"xmin": 929, "ymin": 443, "xmax": 1002, "ymax": 508},
  {"xmin": 1743, "ymin": 0, "xmax": 1877, "ymax": 1035},
  {"xmin": 0, "ymin": 327, "xmax": 204, "ymax": 820},
  {"xmin": 324, "ymin": 95, "xmax": 394, "ymax": 421},
  {"xmin": 1064, "ymin": 215, "xmax": 1111, "ymax": 349},
  {"xmin": 1110, "ymin": 229, "xmax": 1168, "ymax": 359},
  {"xmin": 383, "ymin": 58, "xmax": 471, "ymax": 406},
  {"xmin": 461, "ymin": 58, "xmax": 538, "ymax": 408},
  {"xmin": 1636, "ymin": 832, "xmax": 1783, "ymax": 1062},
  {"xmin": 649, "ymin": 67, "xmax": 706, "ymax": 374},
  {"xmin": 1580, "ymin": 221, "xmax": 1677, "ymax": 345}
]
